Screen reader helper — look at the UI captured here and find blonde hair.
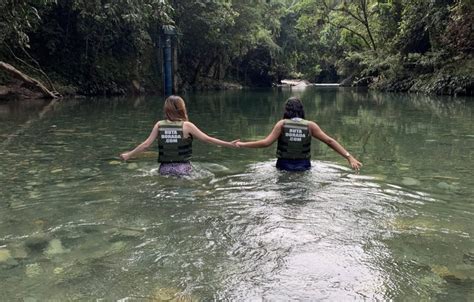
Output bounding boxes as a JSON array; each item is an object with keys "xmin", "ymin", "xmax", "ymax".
[{"xmin": 163, "ymin": 95, "xmax": 189, "ymax": 121}]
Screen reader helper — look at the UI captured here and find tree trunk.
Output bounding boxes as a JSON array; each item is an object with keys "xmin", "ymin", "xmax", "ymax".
[
  {"xmin": 360, "ymin": 0, "xmax": 377, "ymax": 51},
  {"xmin": 192, "ymin": 61, "xmax": 203, "ymax": 84},
  {"xmin": 0, "ymin": 61, "xmax": 60, "ymax": 99},
  {"xmin": 173, "ymin": 39, "xmax": 178, "ymax": 93}
]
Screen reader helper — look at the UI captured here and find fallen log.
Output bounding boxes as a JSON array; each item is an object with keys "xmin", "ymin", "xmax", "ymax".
[{"xmin": 0, "ymin": 61, "xmax": 60, "ymax": 99}]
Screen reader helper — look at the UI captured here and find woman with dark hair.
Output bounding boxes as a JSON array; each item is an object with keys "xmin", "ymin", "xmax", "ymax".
[
  {"xmin": 237, "ymin": 97, "xmax": 362, "ymax": 172},
  {"xmin": 120, "ymin": 95, "xmax": 238, "ymax": 176}
]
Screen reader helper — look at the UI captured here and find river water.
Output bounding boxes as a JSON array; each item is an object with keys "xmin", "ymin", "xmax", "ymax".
[{"xmin": 0, "ymin": 88, "xmax": 472, "ymax": 300}]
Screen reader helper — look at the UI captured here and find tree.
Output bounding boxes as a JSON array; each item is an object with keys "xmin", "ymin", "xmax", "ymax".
[{"xmin": 0, "ymin": 0, "xmax": 58, "ymax": 92}]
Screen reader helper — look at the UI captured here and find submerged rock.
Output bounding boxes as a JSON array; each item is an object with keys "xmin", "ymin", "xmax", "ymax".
[
  {"xmin": 0, "ymin": 248, "xmax": 13, "ymax": 263},
  {"xmin": 391, "ymin": 217, "xmax": 435, "ymax": 231},
  {"xmin": 463, "ymin": 251, "xmax": 474, "ymax": 264},
  {"xmin": 108, "ymin": 241, "xmax": 127, "ymax": 254},
  {"xmin": 401, "ymin": 177, "xmax": 421, "ymax": 186},
  {"xmin": 34, "ymin": 219, "xmax": 48, "ymax": 228},
  {"xmin": 45, "ymin": 239, "xmax": 69, "ymax": 256},
  {"xmin": 151, "ymin": 287, "xmax": 196, "ymax": 302},
  {"xmin": 127, "ymin": 163, "xmax": 138, "ymax": 170},
  {"xmin": 418, "ymin": 274, "xmax": 445, "ymax": 292},
  {"xmin": 436, "ymin": 181, "xmax": 458, "ymax": 191},
  {"xmin": 25, "ymin": 263, "xmax": 42, "ymax": 277},
  {"xmin": 431, "ymin": 264, "xmax": 473, "ymax": 282},
  {"xmin": 25, "ymin": 235, "xmax": 51, "ymax": 253},
  {"xmin": 10, "ymin": 244, "xmax": 28, "ymax": 259}
]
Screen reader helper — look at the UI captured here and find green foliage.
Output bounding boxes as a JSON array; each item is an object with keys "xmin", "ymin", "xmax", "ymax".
[
  {"xmin": 286, "ymin": 0, "xmax": 472, "ymax": 90},
  {"xmin": 171, "ymin": 0, "xmax": 288, "ymax": 86},
  {"xmin": 442, "ymin": 1, "xmax": 474, "ymax": 53},
  {"xmin": 1, "ymin": 0, "xmax": 173, "ymax": 94},
  {"xmin": 0, "ymin": 0, "xmax": 472, "ymax": 94},
  {"xmin": 0, "ymin": 0, "xmax": 57, "ymax": 48}
]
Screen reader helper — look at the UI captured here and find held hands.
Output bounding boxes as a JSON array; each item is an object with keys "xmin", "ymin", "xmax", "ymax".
[
  {"xmin": 230, "ymin": 139, "xmax": 240, "ymax": 148},
  {"xmin": 120, "ymin": 140, "xmax": 240, "ymax": 161}
]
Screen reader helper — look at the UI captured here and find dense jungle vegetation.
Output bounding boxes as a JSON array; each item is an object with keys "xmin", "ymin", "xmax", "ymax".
[{"xmin": 0, "ymin": 0, "xmax": 473, "ymax": 97}]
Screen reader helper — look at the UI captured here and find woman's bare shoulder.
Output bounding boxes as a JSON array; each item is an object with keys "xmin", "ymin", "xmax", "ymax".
[
  {"xmin": 183, "ymin": 121, "xmax": 195, "ymax": 128},
  {"xmin": 276, "ymin": 119, "xmax": 285, "ymax": 126}
]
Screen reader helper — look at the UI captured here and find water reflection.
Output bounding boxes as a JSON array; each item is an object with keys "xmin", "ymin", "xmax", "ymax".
[
  {"xmin": 209, "ymin": 161, "xmax": 389, "ymax": 300},
  {"xmin": 0, "ymin": 89, "xmax": 473, "ymax": 300}
]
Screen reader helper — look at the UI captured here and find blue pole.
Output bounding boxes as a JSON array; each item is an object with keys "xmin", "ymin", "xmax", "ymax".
[{"xmin": 163, "ymin": 36, "xmax": 173, "ymax": 96}]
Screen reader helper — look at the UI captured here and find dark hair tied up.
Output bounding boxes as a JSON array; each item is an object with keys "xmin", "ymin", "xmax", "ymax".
[{"xmin": 283, "ymin": 97, "xmax": 305, "ymax": 119}]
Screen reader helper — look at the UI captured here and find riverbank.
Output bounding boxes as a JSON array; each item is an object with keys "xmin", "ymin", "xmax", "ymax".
[
  {"xmin": 1, "ymin": 60, "xmax": 473, "ymax": 101},
  {"xmin": 0, "ymin": 76, "xmax": 246, "ymax": 101},
  {"xmin": 352, "ymin": 55, "xmax": 474, "ymax": 96}
]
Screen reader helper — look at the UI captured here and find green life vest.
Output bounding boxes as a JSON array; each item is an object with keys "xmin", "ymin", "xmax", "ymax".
[
  {"xmin": 276, "ymin": 118, "xmax": 312, "ymax": 160},
  {"xmin": 157, "ymin": 120, "xmax": 193, "ymax": 163}
]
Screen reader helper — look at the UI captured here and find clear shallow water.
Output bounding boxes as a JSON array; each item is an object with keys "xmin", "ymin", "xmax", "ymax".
[{"xmin": 0, "ymin": 88, "xmax": 473, "ymax": 300}]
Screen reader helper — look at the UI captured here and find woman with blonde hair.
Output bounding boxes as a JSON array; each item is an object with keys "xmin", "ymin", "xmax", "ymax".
[{"xmin": 120, "ymin": 95, "xmax": 237, "ymax": 175}]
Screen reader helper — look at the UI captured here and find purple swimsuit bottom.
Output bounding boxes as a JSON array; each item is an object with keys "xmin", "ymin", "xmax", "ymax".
[{"xmin": 159, "ymin": 162, "xmax": 192, "ymax": 176}]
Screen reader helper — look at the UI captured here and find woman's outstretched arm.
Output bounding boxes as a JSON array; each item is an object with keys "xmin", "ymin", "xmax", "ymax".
[
  {"xmin": 309, "ymin": 122, "xmax": 362, "ymax": 170},
  {"xmin": 185, "ymin": 122, "xmax": 238, "ymax": 148},
  {"xmin": 236, "ymin": 120, "xmax": 284, "ymax": 148},
  {"xmin": 120, "ymin": 122, "xmax": 160, "ymax": 160}
]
